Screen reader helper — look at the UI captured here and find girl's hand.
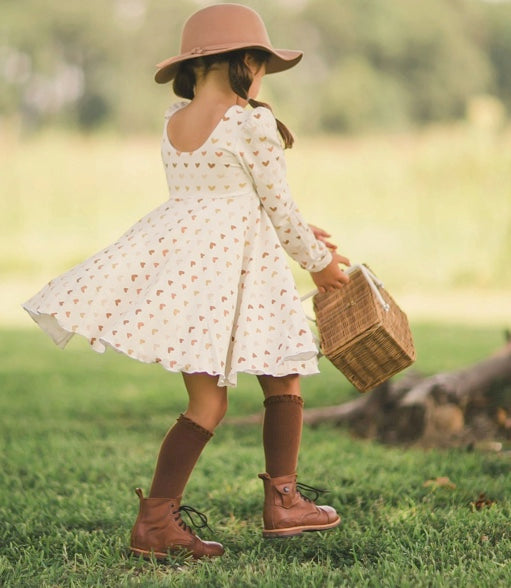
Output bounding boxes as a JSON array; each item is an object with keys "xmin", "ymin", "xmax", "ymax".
[
  {"xmin": 311, "ymin": 252, "xmax": 350, "ymax": 293},
  {"xmin": 309, "ymin": 224, "xmax": 337, "ymax": 251}
]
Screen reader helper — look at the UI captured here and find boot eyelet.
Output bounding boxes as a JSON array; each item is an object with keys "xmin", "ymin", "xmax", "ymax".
[{"xmin": 283, "ymin": 486, "xmax": 290, "ymax": 493}]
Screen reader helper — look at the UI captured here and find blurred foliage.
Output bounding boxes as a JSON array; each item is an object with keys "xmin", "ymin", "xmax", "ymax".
[{"xmin": 1, "ymin": 0, "xmax": 510, "ymax": 134}]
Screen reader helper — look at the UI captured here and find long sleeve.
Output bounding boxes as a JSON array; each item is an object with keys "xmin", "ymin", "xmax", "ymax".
[{"xmin": 237, "ymin": 107, "xmax": 332, "ymax": 272}]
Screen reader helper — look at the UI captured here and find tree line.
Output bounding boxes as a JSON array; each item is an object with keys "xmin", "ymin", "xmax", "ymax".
[{"xmin": 1, "ymin": 0, "xmax": 510, "ymax": 134}]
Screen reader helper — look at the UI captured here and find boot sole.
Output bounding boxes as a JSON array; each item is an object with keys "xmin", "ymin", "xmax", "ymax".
[
  {"xmin": 262, "ymin": 516, "xmax": 341, "ymax": 538},
  {"xmin": 130, "ymin": 546, "xmax": 223, "ymax": 560},
  {"xmin": 130, "ymin": 546, "xmax": 182, "ymax": 560}
]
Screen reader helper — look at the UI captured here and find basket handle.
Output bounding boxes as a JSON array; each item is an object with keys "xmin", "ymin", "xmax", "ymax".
[{"xmin": 300, "ymin": 264, "xmax": 390, "ymax": 312}]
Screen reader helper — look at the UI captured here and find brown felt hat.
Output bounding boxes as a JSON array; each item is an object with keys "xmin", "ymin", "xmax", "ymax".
[{"xmin": 154, "ymin": 3, "xmax": 303, "ymax": 84}]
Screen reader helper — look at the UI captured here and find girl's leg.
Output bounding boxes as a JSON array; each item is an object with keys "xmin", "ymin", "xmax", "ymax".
[
  {"xmin": 256, "ymin": 374, "xmax": 340, "ymax": 537},
  {"xmin": 182, "ymin": 372, "xmax": 228, "ymax": 432},
  {"xmin": 149, "ymin": 372, "xmax": 227, "ymax": 498},
  {"xmin": 257, "ymin": 374, "xmax": 303, "ymax": 477},
  {"xmin": 131, "ymin": 373, "xmax": 226, "ymax": 559}
]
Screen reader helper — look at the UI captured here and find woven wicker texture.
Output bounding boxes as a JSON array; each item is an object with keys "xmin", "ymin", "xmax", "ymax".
[{"xmin": 313, "ymin": 265, "xmax": 416, "ymax": 392}]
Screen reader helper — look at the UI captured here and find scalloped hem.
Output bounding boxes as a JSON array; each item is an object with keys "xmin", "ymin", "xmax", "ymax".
[{"xmin": 23, "ymin": 307, "xmax": 320, "ymax": 388}]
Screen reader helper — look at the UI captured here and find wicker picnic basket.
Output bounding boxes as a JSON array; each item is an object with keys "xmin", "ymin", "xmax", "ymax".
[{"xmin": 311, "ymin": 264, "xmax": 416, "ymax": 392}]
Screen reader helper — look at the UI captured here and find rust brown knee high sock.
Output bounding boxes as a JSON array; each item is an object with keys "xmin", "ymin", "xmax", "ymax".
[
  {"xmin": 263, "ymin": 394, "xmax": 304, "ymax": 478},
  {"xmin": 149, "ymin": 414, "xmax": 213, "ymax": 499}
]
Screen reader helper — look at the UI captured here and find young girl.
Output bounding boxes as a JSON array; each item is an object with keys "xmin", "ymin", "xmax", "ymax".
[{"xmin": 23, "ymin": 3, "xmax": 350, "ymax": 559}]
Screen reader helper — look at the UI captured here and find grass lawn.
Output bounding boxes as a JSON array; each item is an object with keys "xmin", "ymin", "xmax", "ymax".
[{"xmin": 1, "ymin": 323, "xmax": 510, "ymax": 587}]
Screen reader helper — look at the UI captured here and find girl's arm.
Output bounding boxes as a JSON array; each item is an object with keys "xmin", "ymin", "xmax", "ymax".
[{"xmin": 239, "ymin": 108, "xmax": 348, "ymax": 278}]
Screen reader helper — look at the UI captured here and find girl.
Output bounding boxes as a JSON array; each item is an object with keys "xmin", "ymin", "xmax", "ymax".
[{"xmin": 23, "ymin": 3, "xmax": 349, "ymax": 559}]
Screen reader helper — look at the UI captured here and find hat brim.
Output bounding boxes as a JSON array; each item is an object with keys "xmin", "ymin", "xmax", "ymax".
[{"xmin": 154, "ymin": 46, "xmax": 302, "ymax": 84}]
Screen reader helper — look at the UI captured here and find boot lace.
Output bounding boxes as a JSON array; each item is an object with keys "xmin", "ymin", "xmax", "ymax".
[
  {"xmin": 296, "ymin": 482, "xmax": 328, "ymax": 503},
  {"xmin": 172, "ymin": 504, "xmax": 212, "ymax": 535}
]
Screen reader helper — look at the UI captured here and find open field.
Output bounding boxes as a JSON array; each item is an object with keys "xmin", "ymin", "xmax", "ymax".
[
  {"xmin": 1, "ymin": 123, "xmax": 510, "ymax": 327},
  {"xmin": 1, "ymin": 324, "xmax": 510, "ymax": 587}
]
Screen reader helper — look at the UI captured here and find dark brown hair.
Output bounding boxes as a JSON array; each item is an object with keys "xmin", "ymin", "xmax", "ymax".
[{"xmin": 173, "ymin": 50, "xmax": 295, "ymax": 148}]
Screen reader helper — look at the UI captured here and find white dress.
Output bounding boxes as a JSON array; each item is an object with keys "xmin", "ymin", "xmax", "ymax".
[{"xmin": 23, "ymin": 102, "xmax": 332, "ymax": 387}]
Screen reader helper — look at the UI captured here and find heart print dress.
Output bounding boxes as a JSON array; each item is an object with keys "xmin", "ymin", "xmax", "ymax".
[{"xmin": 23, "ymin": 102, "xmax": 332, "ymax": 387}]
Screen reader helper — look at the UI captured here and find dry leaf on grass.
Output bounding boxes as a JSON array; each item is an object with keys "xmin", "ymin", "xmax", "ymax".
[
  {"xmin": 471, "ymin": 493, "xmax": 495, "ymax": 511},
  {"xmin": 423, "ymin": 476, "xmax": 456, "ymax": 489}
]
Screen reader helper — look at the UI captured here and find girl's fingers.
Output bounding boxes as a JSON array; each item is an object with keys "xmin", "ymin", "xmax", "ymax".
[
  {"xmin": 310, "ymin": 225, "xmax": 330, "ymax": 238},
  {"xmin": 315, "ymin": 233, "xmax": 335, "ymax": 247},
  {"xmin": 334, "ymin": 254, "xmax": 350, "ymax": 266},
  {"xmin": 340, "ymin": 271, "xmax": 350, "ymax": 283}
]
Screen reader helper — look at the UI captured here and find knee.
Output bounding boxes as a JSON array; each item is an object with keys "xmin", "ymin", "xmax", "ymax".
[
  {"xmin": 207, "ymin": 395, "xmax": 228, "ymax": 430},
  {"xmin": 258, "ymin": 374, "xmax": 301, "ymax": 398},
  {"xmin": 186, "ymin": 393, "xmax": 228, "ymax": 432},
  {"xmin": 214, "ymin": 394, "xmax": 229, "ymax": 425}
]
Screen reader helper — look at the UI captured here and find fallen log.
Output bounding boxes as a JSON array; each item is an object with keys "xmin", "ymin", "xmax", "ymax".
[
  {"xmin": 401, "ymin": 340, "xmax": 511, "ymax": 407},
  {"xmin": 229, "ymin": 339, "xmax": 511, "ymax": 447}
]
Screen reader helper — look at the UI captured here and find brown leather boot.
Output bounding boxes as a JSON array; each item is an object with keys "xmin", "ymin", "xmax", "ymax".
[
  {"xmin": 130, "ymin": 488, "xmax": 224, "ymax": 559},
  {"xmin": 258, "ymin": 473, "xmax": 341, "ymax": 538}
]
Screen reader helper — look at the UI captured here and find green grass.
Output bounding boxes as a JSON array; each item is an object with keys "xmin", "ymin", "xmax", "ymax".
[{"xmin": 1, "ymin": 324, "xmax": 510, "ymax": 587}]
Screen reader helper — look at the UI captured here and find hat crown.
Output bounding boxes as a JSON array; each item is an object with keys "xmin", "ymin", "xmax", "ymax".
[
  {"xmin": 180, "ymin": 3, "xmax": 272, "ymax": 53},
  {"xmin": 154, "ymin": 3, "xmax": 302, "ymax": 84}
]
